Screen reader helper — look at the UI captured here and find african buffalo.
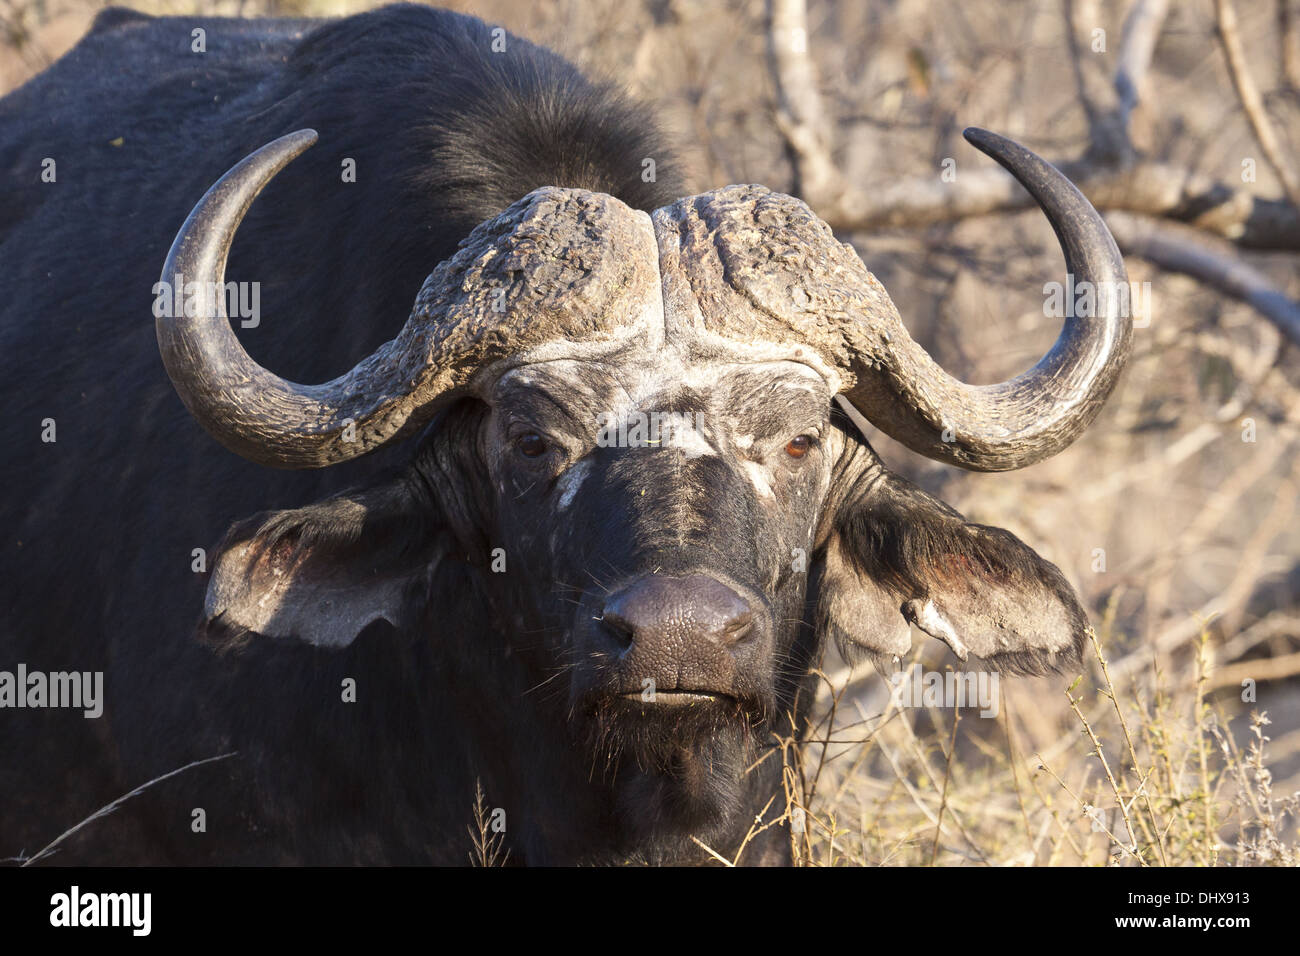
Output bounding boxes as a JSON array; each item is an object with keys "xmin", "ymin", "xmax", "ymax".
[{"xmin": 0, "ymin": 4, "xmax": 1130, "ymax": 865}]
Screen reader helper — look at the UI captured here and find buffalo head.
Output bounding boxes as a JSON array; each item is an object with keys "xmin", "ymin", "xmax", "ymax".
[{"xmin": 157, "ymin": 128, "xmax": 1130, "ymax": 841}]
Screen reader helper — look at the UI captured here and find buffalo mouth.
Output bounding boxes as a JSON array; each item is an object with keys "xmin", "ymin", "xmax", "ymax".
[
  {"xmin": 616, "ymin": 690, "xmax": 737, "ymax": 706},
  {"xmin": 578, "ymin": 686, "xmax": 768, "ymax": 751},
  {"xmin": 595, "ymin": 688, "xmax": 758, "ymax": 718}
]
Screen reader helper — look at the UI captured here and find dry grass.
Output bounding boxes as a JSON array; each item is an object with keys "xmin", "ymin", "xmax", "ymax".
[
  {"xmin": 749, "ymin": 616, "xmax": 1300, "ymax": 866},
  {"xmin": 467, "ymin": 778, "xmax": 511, "ymax": 867}
]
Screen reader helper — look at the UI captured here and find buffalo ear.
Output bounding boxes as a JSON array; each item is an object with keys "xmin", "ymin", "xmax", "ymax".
[
  {"xmin": 817, "ymin": 454, "xmax": 1089, "ymax": 675},
  {"xmin": 204, "ymin": 476, "xmax": 445, "ymax": 648}
]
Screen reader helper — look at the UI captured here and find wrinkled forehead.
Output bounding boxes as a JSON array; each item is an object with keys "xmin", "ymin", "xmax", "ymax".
[
  {"xmin": 492, "ymin": 356, "xmax": 832, "ymax": 414},
  {"xmin": 466, "ymin": 184, "xmax": 892, "ymax": 394}
]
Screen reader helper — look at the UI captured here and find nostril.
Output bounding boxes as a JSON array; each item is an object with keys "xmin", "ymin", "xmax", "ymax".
[
  {"xmin": 720, "ymin": 611, "xmax": 755, "ymax": 646},
  {"xmin": 596, "ymin": 611, "xmax": 636, "ymax": 650}
]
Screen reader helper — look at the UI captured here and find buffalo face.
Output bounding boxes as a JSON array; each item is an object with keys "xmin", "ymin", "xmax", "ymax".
[{"xmin": 481, "ymin": 357, "xmax": 835, "ymax": 819}]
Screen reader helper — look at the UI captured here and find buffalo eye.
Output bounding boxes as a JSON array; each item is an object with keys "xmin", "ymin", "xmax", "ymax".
[
  {"xmin": 784, "ymin": 435, "xmax": 813, "ymax": 459},
  {"xmin": 516, "ymin": 433, "xmax": 548, "ymax": 458}
]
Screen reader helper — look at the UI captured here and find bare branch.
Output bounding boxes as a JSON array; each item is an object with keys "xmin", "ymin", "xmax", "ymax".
[
  {"xmin": 1105, "ymin": 211, "xmax": 1300, "ymax": 344},
  {"xmin": 821, "ymin": 157, "xmax": 1300, "ymax": 250},
  {"xmin": 764, "ymin": 0, "xmax": 1299, "ymax": 256},
  {"xmin": 1282, "ymin": 0, "xmax": 1300, "ymax": 90},
  {"xmin": 1209, "ymin": 649, "xmax": 1300, "ymax": 691},
  {"xmin": 1215, "ymin": 0, "xmax": 1300, "ymax": 214},
  {"xmin": 1064, "ymin": 0, "xmax": 1160, "ymax": 164},
  {"xmin": 1112, "ymin": 0, "xmax": 1171, "ymax": 137},
  {"xmin": 765, "ymin": 0, "xmax": 841, "ymax": 207}
]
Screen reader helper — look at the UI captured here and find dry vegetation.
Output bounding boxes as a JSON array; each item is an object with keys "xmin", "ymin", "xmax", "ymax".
[
  {"xmin": 771, "ymin": 624, "xmax": 1300, "ymax": 866},
  {"xmin": 5, "ymin": 0, "xmax": 1300, "ymax": 865}
]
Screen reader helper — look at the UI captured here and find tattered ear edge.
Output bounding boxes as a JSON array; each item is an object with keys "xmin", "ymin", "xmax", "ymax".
[
  {"xmin": 814, "ymin": 476, "xmax": 1091, "ymax": 678},
  {"xmin": 200, "ymin": 495, "xmax": 450, "ymax": 652}
]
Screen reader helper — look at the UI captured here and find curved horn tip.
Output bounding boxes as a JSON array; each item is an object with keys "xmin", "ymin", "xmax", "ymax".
[
  {"xmin": 961, "ymin": 126, "xmax": 996, "ymax": 147},
  {"xmin": 273, "ymin": 128, "xmax": 319, "ymax": 155},
  {"xmin": 961, "ymin": 126, "xmax": 1026, "ymax": 163},
  {"xmin": 230, "ymin": 129, "xmax": 318, "ymax": 171}
]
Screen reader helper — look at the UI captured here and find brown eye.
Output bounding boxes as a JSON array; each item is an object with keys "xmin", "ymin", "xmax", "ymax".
[
  {"xmin": 516, "ymin": 433, "xmax": 548, "ymax": 458},
  {"xmin": 785, "ymin": 435, "xmax": 813, "ymax": 459}
]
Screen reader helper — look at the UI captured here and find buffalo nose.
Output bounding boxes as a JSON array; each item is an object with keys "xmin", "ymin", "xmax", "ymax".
[{"xmin": 600, "ymin": 574, "xmax": 754, "ymax": 653}]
